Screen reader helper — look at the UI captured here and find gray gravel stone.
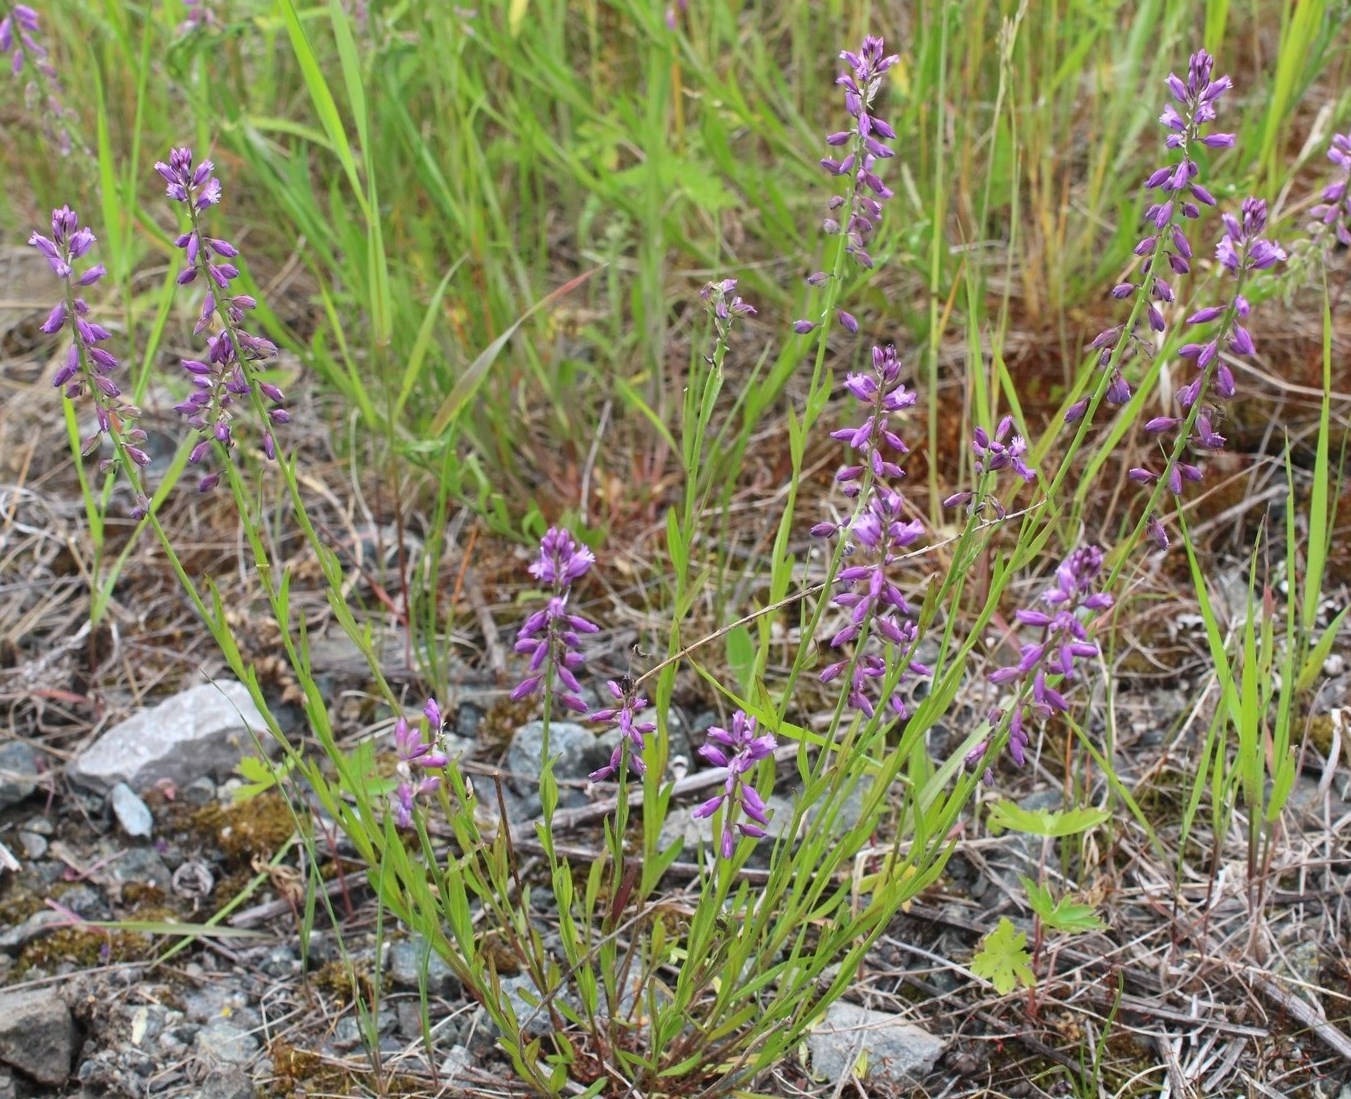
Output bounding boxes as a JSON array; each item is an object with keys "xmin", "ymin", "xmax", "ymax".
[
  {"xmin": 0, "ymin": 741, "xmax": 41, "ymax": 810},
  {"xmin": 0, "ymin": 910, "xmax": 66, "ymax": 954},
  {"xmin": 506, "ymin": 721, "xmax": 613, "ymax": 817},
  {"xmin": 106, "ymin": 847, "xmax": 172, "ymax": 898},
  {"xmin": 21, "ymin": 815, "xmax": 54, "ymax": 836},
  {"xmin": 330, "ymin": 1017, "xmax": 364, "ymax": 1052},
  {"xmin": 110, "ymin": 783, "xmax": 154, "ymax": 837},
  {"xmin": 0, "ymin": 987, "xmax": 78, "ymax": 1086},
  {"xmin": 194, "ymin": 1021, "xmax": 258, "ymax": 1066},
  {"xmin": 807, "ymin": 1001, "xmax": 944, "ymax": 1085},
  {"xmin": 439, "ymin": 1044, "xmax": 473, "ymax": 1077},
  {"xmin": 198, "ymin": 1066, "xmax": 257, "ymax": 1099},
  {"xmin": 16, "ymin": 831, "xmax": 47, "ymax": 859},
  {"xmin": 67, "ymin": 680, "xmax": 270, "ymax": 793},
  {"xmin": 384, "ymin": 938, "xmax": 459, "ymax": 998}
]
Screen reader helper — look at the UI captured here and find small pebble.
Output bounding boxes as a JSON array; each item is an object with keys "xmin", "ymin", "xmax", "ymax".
[
  {"xmin": 17, "ymin": 832, "xmax": 47, "ymax": 860},
  {"xmin": 110, "ymin": 783, "xmax": 153, "ymax": 838}
]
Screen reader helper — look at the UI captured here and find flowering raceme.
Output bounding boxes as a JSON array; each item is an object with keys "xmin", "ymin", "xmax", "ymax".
[
  {"xmin": 943, "ymin": 415, "xmax": 1037, "ymax": 515},
  {"xmin": 390, "ymin": 698, "xmax": 450, "ymax": 829},
  {"xmin": 1130, "ymin": 198, "xmax": 1284, "ymax": 548},
  {"xmin": 30, "ymin": 206, "xmax": 150, "ymax": 518},
  {"xmin": 511, "ymin": 527, "xmax": 599, "ymax": 714},
  {"xmin": 794, "ymin": 35, "xmax": 899, "ymax": 335},
  {"xmin": 1, "ymin": 4, "xmax": 72, "ymax": 152},
  {"xmin": 692, "ymin": 711, "xmax": 777, "ymax": 858},
  {"xmin": 967, "ymin": 546, "xmax": 1113, "ymax": 778},
  {"xmin": 588, "ymin": 679, "xmax": 657, "ymax": 782},
  {"xmin": 1067, "ymin": 49, "xmax": 1234, "ymax": 425},
  {"xmin": 813, "ymin": 345, "xmax": 930, "ymax": 719},
  {"xmin": 0, "ymin": 4, "xmax": 40, "ymax": 74},
  {"xmin": 1308, "ymin": 132, "xmax": 1351, "ymax": 248},
  {"xmin": 155, "ymin": 146, "xmax": 288, "ymax": 490},
  {"xmin": 699, "ymin": 278, "xmax": 756, "ymax": 340}
]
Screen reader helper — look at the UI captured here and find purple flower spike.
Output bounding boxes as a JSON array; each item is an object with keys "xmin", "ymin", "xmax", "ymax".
[
  {"xmin": 1071, "ymin": 48, "xmax": 1234, "ymax": 426},
  {"xmin": 588, "ymin": 679, "xmax": 658, "ymax": 782},
  {"xmin": 512, "ymin": 528, "xmax": 600, "ymax": 713},
  {"xmin": 814, "ymin": 343, "xmax": 929, "ymax": 719},
  {"xmin": 30, "ymin": 206, "xmax": 150, "ymax": 517},
  {"xmin": 829, "ymin": 344, "xmax": 916, "ymax": 498},
  {"xmin": 388, "ymin": 699, "xmax": 451, "ymax": 830},
  {"xmin": 700, "ymin": 278, "xmax": 756, "ymax": 342},
  {"xmin": 1133, "ymin": 197, "xmax": 1283, "ymax": 546},
  {"xmin": 157, "ymin": 146, "xmax": 286, "ymax": 486},
  {"xmin": 948, "ymin": 415, "xmax": 1037, "ymax": 516},
  {"xmin": 691, "ymin": 712, "xmax": 777, "ymax": 858},
  {"xmin": 2, "ymin": 5, "xmax": 76, "ymax": 154},
  {"xmin": 971, "ymin": 547, "xmax": 1113, "ymax": 779},
  {"xmin": 817, "ymin": 36, "xmax": 899, "ymax": 269},
  {"xmin": 1308, "ymin": 132, "xmax": 1351, "ymax": 248}
]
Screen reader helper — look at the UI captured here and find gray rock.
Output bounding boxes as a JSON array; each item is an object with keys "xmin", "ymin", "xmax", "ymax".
[
  {"xmin": 454, "ymin": 701, "xmax": 486, "ymax": 740},
  {"xmin": 0, "ymin": 987, "xmax": 78, "ymax": 1086},
  {"xmin": 439, "ymin": 1044, "xmax": 473, "ymax": 1077},
  {"xmin": 183, "ymin": 984, "xmax": 259, "ymax": 1030},
  {"xmin": 260, "ymin": 945, "xmax": 299, "ymax": 979},
  {"xmin": 194, "ymin": 1021, "xmax": 258, "ymax": 1066},
  {"xmin": 395, "ymin": 1001, "xmax": 425, "ymax": 1041},
  {"xmin": 506, "ymin": 721, "xmax": 613, "ymax": 817},
  {"xmin": 182, "ymin": 777, "xmax": 218, "ymax": 806},
  {"xmin": 198, "ymin": 1066, "xmax": 256, "ymax": 1099},
  {"xmin": 384, "ymin": 938, "xmax": 459, "ymax": 998},
  {"xmin": 0, "ymin": 741, "xmax": 41, "ymax": 810},
  {"xmin": 658, "ymin": 805, "xmax": 706, "ymax": 853},
  {"xmin": 501, "ymin": 973, "xmax": 569, "ymax": 1038},
  {"xmin": 107, "ymin": 848, "xmax": 172, "ymax": 898},
  {"xmin": 0, "ymin": 1067, "xmax": 13, "ymax": 1099},
  {"xmin": 21, "ymin": 815, "xmax": 54, "ymax": 836},
  {"xmin": 67, "ymin": 681, "xmax": 270, "ymax": 793},
  {"xmin": 807, "ymin": 1001, "xmax": 944, "ymax": 1085},
  {"xmin": 330, "ymin": 1017, "xmax": 364, "ymax": 1052},
  {"xmin": 110, "ymin": 783, "xmax": 154, "ymax": 838},
  {"xmin": 17, "ymin": 832, "xmax": 47, "ymax": 860},
  {"xmin": 0, "ymin": 910, "xmax": 66, "ymax": 954}
]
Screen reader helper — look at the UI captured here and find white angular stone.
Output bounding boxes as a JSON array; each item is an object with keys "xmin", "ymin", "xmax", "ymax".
[
  {"xmin": 110, "ymin": 783, "xmax": 154, "ymax": 837},
  {"xmin": 808, "ymin": 1001, "xmax": 945, "ymax": 1085},
  {"xmin": 68, "ymin": 681, "xmax": 270, "ymax": 793}
]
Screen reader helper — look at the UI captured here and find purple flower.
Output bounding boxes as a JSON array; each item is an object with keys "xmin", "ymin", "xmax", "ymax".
[
  {"xmin": 2, "ymin": 5, "xmax": 73, "ymax": 153},
  {"xmin": 0, "ymin": 4, "xmax": 39, "ymax": 73},
  {"xmin": 1070, "ymin": 49, "xmax": 1233, "ymax": 425},
  {"xmin": 1308, "ymin": 132, "xmax": 1351, "ymax": 248},
  {"xmin": 691, "ymin": 711, "xmax": 777, "ymax": 858},
  {"xmin": 157, "ymin": 146, "xmax": 286, "ymax": 490},
  {"xmin": 529, "ymin": 525, "xmax": 596, "ymax": 586},
  {"xmin": 588, "ymin": 678, "xmax": 658, "ymax": 782},
  {"xmin": 969, "ymin": 547, "xmax": 1113, "ymax": 777},
  {"xmin": 30, "ymin": 206, "xmax": 150, "ymax": 517},
  {"xmin": 818, "ymin": 36, "xmax": 899, "ymax": 271},
  {"xmin": 512, "ymin": 527, "xmax": 600, "ymax": 713},
  {"xmin": 827, "ymin": 344, "xmax": 915, "ymax": 499},
  {"xmin": 813, "ymin": 344, "xmax": 929, "ymax": 719},
  {"xmin": 700, "ymin": 278, "xmax": 757, "ymax": 340},
  {"xmin": 946, "ymin": 416, "xmax": 1037, "ymax": 516},
  {"xmin": 388, "ymin": 699, "xmax": 451, "ymax": 829},
  {"xmin": 179, "ymin": 0, "xmax": 220, "ymax": 34},
  {"xmin": 1129, "ymin": 198, "xmax": 1284, "ymax": 546}
]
